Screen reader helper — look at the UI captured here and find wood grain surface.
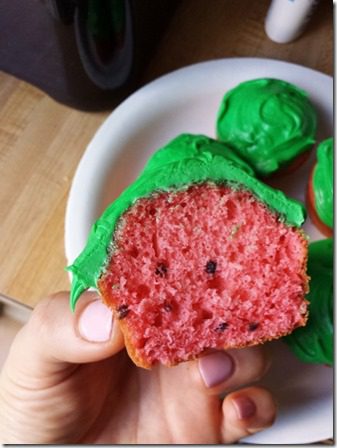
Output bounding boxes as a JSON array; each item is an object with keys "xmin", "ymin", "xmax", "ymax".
[{"xmin": 0, "ymin": 0, "xmax": 333, "ymax": 307}]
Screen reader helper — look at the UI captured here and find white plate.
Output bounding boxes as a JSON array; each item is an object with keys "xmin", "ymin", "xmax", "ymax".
[{"xmin": 65, "ymin": 58, "xmax": 333, "ymax": 444}]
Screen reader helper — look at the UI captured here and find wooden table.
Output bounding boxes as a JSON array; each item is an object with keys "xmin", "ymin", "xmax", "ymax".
[{"xmin": 0, "ymin": 0, "xmax": 333, "ymax": 308}]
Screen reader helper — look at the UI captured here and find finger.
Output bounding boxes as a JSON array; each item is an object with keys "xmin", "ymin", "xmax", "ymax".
[
  {"xmin": 3, "ymin": 291, "xmax": 125, "ymax": 380},
  {"xmin": 221, "ymin": 386, "xmax": 277, "ymax": 443},
  {"xmin": 194, "ymin": 345, "xmax": 271, "ymax": 395}
]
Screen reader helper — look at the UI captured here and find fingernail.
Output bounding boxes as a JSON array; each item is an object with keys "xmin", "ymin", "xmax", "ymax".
[
  {"xmin": 232, "ymin": 396, "xmax": 256, "ymax": 420},
  {"xmin": 78, "ymin": 300, "xmax": 113, "ymax": 342},
  {"xmin": 198, "ymin": 352, "xmax": 235, "ymax": 388}
]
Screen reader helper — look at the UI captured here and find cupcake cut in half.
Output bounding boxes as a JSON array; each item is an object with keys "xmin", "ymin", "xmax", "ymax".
[{"xmin": 68, "ymin": 134, "xmax": 309, "ymax": 368}]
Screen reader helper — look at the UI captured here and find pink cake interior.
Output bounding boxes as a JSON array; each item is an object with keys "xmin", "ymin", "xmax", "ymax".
[{"xmin": 100, "ymin": 183, "xmax": 307, "ymax": 366}]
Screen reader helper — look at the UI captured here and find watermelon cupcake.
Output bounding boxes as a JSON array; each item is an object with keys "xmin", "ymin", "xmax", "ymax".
[
  {"xmin": 285, "ymin": 238, "xmax": 333, "ymax": 365},
  {"xmin": 67, "ymin": 134, "xmax": 309, "ymax": 368},
  {"xmin": 307, "ymin": 138, "xmax": 333, "ymax": 237},
  {"xmin": 216, "ymin": 78, "xmax": 317, "ymax": 177}
]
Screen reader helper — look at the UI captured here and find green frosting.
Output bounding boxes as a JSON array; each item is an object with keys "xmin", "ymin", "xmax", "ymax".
[
  {"xmin": 285, "ymin": 238, "xmax": 333, "ymax": 365},
  {"xmin": 216, "ymin": 78, "xmax": 317, "ymax": 177},
  {"xmin": 312, "ymin": 138, "xmax": 333, "ymax": 228},
  {"xmin": 67, "ymin": 133, "xmax": 306, "ymax": 310}
]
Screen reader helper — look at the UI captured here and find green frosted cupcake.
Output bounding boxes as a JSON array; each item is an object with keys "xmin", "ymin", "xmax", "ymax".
[
  {"xmin": 67, "ymin": 134, "xmax": 309, "ymax": 368},
  {"xmin": 216, "ymin": 78, "xmax": 317, "ymax": 177},
  {"xmin": 307, "ymin": 138, "xmax": 333, "ymax": 237},
  {"xmin": 67, "ymin": 133, "xmax": 307, "ymax": 310},
  {"xmin": 285, "ymin": 238, "xmax": 333, "ymax": 365}
]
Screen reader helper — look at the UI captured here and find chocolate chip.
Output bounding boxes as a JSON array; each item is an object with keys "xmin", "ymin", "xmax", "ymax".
[
  {"xmin": 117, "ymin": 304, "xmax": 129, "ymax": 320},
  {"xmin": 215, "ymin": 322, "xmax": 229, "ymax": 332},
  {"xmin": 155, "ymin": 263, "xmax": 168, "ymax": 277},
  {"xmin": 163, "ymin": 302, "xmax": 172, "ymax": 312},
  {"xmin": 205, "ymin": 260, "xmax": 217, "ymax": 274},
  {"xmin": 248, "ymin": 322, "xmax": 259, "ymax": 332}
]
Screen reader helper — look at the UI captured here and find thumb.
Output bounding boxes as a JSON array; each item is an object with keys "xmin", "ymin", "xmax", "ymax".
[{"xmin": 4, "ymin": 291, "xmax": 124, "ymax": 379}]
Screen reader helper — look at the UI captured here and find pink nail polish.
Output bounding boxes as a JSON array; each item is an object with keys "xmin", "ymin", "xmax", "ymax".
[
  {"xmin": 233, "ymin": 396, "xmax": 256, "ymax": 420},
  {"xmin": 198, "ymin": 352, "xmax": 234, "ymax": 388},
  {"xmin": 78, "ymin": 300, "xmax": 113, "ymax": 342}
]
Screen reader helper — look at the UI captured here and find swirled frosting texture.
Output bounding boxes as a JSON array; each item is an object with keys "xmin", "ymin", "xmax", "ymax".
[
  {"xmin": 67, "ymin": 134, "xmax": 306, "ymax": 310},
  {"xmin": 312, "ymin": 138, "xmax": 333, "ymax": 228},
  {"xmin": 216, "ymin": 78, "xmax": 317, "ymax": 177},
  {"xmin": 285, "ymin": 238, "xmax": 333, "ymax": 365}
]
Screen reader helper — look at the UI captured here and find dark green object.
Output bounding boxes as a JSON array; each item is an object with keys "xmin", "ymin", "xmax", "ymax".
[
  {"xmin": 285, "ymin": 238, "xmax": 333, "ymax": 365},
  {"xmin": 87, "ymin": 0, "xmax": 125, "ymax": 41}
]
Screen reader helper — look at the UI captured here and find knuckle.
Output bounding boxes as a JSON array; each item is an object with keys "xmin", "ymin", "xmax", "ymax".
[
  {"xmin": 28, "ymin": 292, "xmax": 68, "ymax": 333},
  {"xmin": 247, "ymin": 346, "xmax": 271, "ymax": 381}
]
